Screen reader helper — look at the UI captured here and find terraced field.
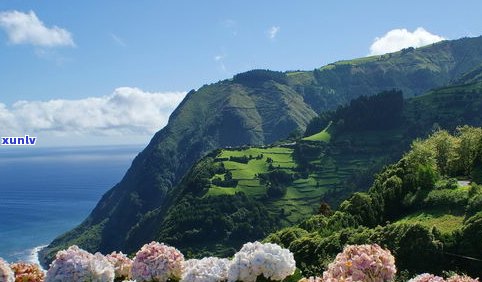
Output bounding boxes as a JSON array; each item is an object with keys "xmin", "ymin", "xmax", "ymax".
[{"xmin": 203, "ymin": 131, "xmax": 397, "ymax": 225}]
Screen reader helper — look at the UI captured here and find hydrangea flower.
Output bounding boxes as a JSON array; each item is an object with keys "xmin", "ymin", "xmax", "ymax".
[
  {"xmin": 0, "ymin": 258, "xmax": 14, "ymax": 282},
  {"xmin": 106, "ymin": 252, "xmax": 133, "ymax": 280},
  {"xmin": 131, "ymin": 241, "xmax": 184, "ymax": 282},
  {"xmin": 409, "ymin": 273, "xmax": 445, "ymax": 282},
  {"xmin": 446, "ymin": 275, "xmax": 479, "ymax": 282},
  {"xmin": 181, "ymin": 257, "xmax": 230, "ymax": 282},
  {"xmin": 227, "ymin": 241, "xmax": 296, "ymax": 282},
  {"xmin": 45, "ymin": 245, "xmax": 115, "ymax": 282},
  {"xmin": 10, "ymin": 262, "xmax": 45, "ymax": 282},
  {"xmin": 322, "ymin": 244, "xmax": 396, "ymax": 282}
]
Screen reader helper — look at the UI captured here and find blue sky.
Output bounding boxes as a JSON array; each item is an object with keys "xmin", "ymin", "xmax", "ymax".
[{"xmin": 0, "ymin": 0, "xmax": 481, "ymax": 146}]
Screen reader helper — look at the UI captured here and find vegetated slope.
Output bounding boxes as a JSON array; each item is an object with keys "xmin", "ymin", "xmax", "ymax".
[
  {"xmin": 40, "ymin": 36, "xmax": 482, "ymax": 266},
  {"xmin": 138, "ymin": 87, "xmax": 482, "ymax": 260},
  {"xmin": 265, "ymin": 127, "xmax": 482, "ymax": 278},
  {"xmin": 287, "ymin": 36, "xmax": 482, "ymax": 111},
  {"xmin": 39, "ymin": 80, "xmax": 317, "ymax": 265}
]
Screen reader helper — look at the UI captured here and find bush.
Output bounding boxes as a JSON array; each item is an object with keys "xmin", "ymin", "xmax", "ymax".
[{"xmin": 424, "ymin": 189, "xmax": 468, "ymax": 210}]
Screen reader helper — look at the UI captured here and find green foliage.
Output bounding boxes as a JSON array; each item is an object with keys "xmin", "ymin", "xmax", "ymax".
[
  {"xmin": 340, "ymin": 193, "xmax": 378, "ymax": 227},
  {"xmin": 233, "ymin": 69, "xmax": 288, "ymax": 87},
  {"xmin": 263, "ymin": 227, "xmax": 309, "ymax": 249},
  {"xmin": 459, "ymin": 212, "xmax": 482, "ymax": 259},
  {"xmin": 466, "ymin": 193, "xmax": 482, "ymax": 217},
  {"xmin": 305, "ymin": 90, "xmax": 404, "ymax": 136},
  {"xmin": 265, "ymin": 127, "xmax": 482, "ymax": 277},
  {"xmin": 378, "ymin": 224, "xmax": 444, "ymax": 274},
  {"xmin": 424, "ymin": 189, "xmax": 468, "ymax": 211},
  {"xmin": 158, "ymin": 192, "xmax": 278, "ymax": 257},
  {"xmin": 456, "ymin": 126, "xmax": 482, "ymax": 175}
]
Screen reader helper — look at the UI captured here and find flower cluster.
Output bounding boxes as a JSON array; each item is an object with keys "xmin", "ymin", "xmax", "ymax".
[
  {"xmin": 45, "ymin": 245, "xmax": 115, "ymax": 282},
  {"xmin": 446, "ymin": 275, "xmax": 479, "ymax": 282},
  {"xmin": 181, "ymin": 257, "xmax": 230, "ymax": 282},
  {"xmin": 106, "ymin": 252, "xmax": 133, "ymax": 280},
  {"xmin": 0, "ymin": 258, "xmax": 14, "ymax": 282},
  {"xmin": 131, "ymin": 241, "xmax": 184, "ymax": 282},
  {"xmin": 322, "ymin": 244, "xmax": 396, "ymax": 282},
  {"xmin": 1, "ymin": 242, "xmax": 481, "ymax": 282},
  {"xmin": 409, "ymin": 274, "xmax": 479, "ymax": 282},
  {"xmin": 409, "ymin": 273, "xmax": 446, "ymax": 282},
  {"xmin": 10, "ymin": 262, "xmax": 45, "ymax": 282},
  {"xmin": 228, "ymin": 241, "xmax": 296, "ymax": 282}
]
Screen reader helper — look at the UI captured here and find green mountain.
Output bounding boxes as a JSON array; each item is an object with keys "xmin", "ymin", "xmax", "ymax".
[
  {"xmin": 40, "ymin": 36, "xmax": 482, "ymax": 266},
  {"xmin": 123, "ymin": 84, "xmax": 482, "ymax": 260},
  {"xmin": 266, "ymin": 126, "xmax": 482, "ymax": 277}
]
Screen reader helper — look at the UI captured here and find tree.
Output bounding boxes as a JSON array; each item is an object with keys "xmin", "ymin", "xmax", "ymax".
[
  {"xmin": 318, "ymin": 201, "xmax": 333, "ymax": 216},
  {"xmin": 426, "ymin": 130, "xmax": 458, "ymax": 175},
  {"xmin": 456, "ymin": 126, "xmax": 482, "ymax": 175}
]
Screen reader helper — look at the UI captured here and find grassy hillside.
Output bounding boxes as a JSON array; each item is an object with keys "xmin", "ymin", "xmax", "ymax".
[
  {"xmin": 302, "ymin": 121, "xmax": 332, "ymax": 142},
  {"xmin": 40, "ymin": 36, "xmax": 482, "ymax": 267}
]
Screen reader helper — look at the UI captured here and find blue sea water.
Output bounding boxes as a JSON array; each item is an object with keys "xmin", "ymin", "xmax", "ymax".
[{"xmin": 0, "ymin": 145, "xmax": 142, "ymax": 263}]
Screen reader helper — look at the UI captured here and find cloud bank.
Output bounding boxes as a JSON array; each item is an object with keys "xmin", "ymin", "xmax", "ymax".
[
  {"xmin": 369, "ymin": 27, "xmax": 444, "ymax": 55},
  {"xmin": 0, "ymin": 10, "xmax": 75, "ymax": 47},
  {"xmin": 0, "ymin": 87, "xmax": 186, "ymax": 138}
]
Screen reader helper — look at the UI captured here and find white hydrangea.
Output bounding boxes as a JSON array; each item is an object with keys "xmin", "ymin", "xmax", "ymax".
[
  {"xmin": 181, "ymin": 257, "xmax": 230, "ymax": 282},
  {"xmin": 228, "ymin": 242, "xmax": 296, "ymax": 282},
  {"xmin": 45, "ymin": 245, "xmax": 115, "ymax": 282},
  {"xmin": 0, "ymin": 258, "xmax": 14, "ymax": 282},
  {"xmin": 106, "ymin": 251, "xmax": 133, "ymax": 280}
]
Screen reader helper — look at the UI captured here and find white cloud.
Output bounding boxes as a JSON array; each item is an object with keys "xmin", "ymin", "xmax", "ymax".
[
  {"xmin": 0, "ymin": 87, "xmax": 186, "ymax": 138},
  {"xmin": 0, "ymin": 10, "xmax": 75, "ymax": 47},
  {"xmin": 268, "ymin": 26, "xmax": 280, "ymax": 40},
  {"xmin": 369, "ymin": 27, "xmax": 445, "ymax": 55}
]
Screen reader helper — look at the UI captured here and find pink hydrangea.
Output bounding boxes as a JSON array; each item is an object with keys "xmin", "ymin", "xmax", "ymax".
[
  {"xmin": 0, "ymin": 258, "xmax": 14, "ymax": 282},
  {"xmin": 45, "ymin": 245, "xmax": 114, "ymax": 282},
  {"xmin": 106, "ymin": 251, "xmax": 133, "ymax": 280},
  {"xmin": 322, "ymin": 244, "xmax": 396, "ymax": 282},
  {"xmin": 409, "ymin": 273, "xmax": 445, "ymax": 282},
  {"xmin": 446, "ymin": 275, "xmax": 479, "ymax": 282},
  {"xmin": 131, "ymin": 241, "xmax": 184, "ymax": 282},
  {"xmin": 227, "ymin": 241, "xmax": 296, "ymax": 282}
]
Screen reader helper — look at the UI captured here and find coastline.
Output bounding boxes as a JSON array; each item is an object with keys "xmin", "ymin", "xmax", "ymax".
[{"xmin": 28, "ymin": 245, "xmax": 48, "ymax": 270}]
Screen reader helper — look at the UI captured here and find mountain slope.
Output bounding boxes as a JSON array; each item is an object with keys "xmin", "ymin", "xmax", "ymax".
[
  {"xmin": 131, "ymin": 86, "xmax": 482, "ymax": 259},
  {"xmin": 40, "ymin": 36, "xmax": 482, "ymax": 266},
  {"xmin": 39, "ymin": 80, "xmax": 318, "ymax": 264}
]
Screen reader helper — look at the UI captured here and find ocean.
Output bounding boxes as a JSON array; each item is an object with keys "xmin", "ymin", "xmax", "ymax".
[{"xmin": 0, "ymin": 145, "xmax": 142, "ymax": 264}]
